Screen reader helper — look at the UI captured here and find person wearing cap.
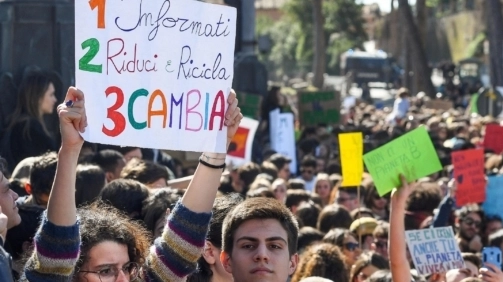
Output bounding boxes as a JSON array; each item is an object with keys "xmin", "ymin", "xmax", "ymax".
[
  {"xmin": 350, "ymin": 217, "xmax": 378, "ymax": 251},
  {"xmin": 267, "ymin": 153, "xmax": 292, "ymax": 180},
  {"xmin": 386, "ymin": 87, "xmax": 410, "ymax": 125}
]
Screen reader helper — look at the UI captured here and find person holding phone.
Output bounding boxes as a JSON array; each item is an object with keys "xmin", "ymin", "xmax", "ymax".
[
  {"xmin": 479, "ymin": 263, "xmax": 503, "ymax": 282},
  {"xmin": 479, "ymin": 247, "xmax": 503, "ymax": 282}
]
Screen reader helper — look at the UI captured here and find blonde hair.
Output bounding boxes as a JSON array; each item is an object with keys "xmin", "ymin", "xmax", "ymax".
[{"xmin": 314, "ymin": 173, "xmax": 331, "ymax": 195}]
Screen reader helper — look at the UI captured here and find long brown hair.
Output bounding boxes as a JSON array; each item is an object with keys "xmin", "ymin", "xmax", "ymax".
[{"xmin": 9, "ymin": 70, "xmax": 53, "ymax": 139}]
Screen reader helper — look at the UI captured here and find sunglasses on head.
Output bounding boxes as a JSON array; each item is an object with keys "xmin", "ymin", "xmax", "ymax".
[
  {"xmin": 344, "ymin": 242, "xmax": 360, "ymax": 251},
  {"xmin": 463, "ymin": 218, "xmax": 482, "ymax": 228}
]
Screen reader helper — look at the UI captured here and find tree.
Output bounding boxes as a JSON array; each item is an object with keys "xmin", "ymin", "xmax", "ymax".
[
  {"xmin": 256, "ymin": 0, "xmax": 366, "ymax": 81},
  {"xmin": 398, "ymin": 0, "xmax": 436, "ymax": 97},
  {"xmin": 312, "ymin": 0, "xmax": 325, "ymax": 89}
]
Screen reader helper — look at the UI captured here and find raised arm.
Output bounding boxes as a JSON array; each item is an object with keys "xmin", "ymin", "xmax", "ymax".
[
  {"xmin": 390, "ymin": 174, "xmax": 414, "ymax": 282},
  {"xmin": 48, "ymin": 87, "xmax": 87, "ymax": 226},
  {"xmin": 182, "ymin": 90, "xmax": 240, "ymax": 212},
  {"xmin": 23, "ymin": 87, "xmax": 87, "ymax": 281},
  {"xmin": 147, "ymin": 90, "xmax": 242, "ymax": 281}
]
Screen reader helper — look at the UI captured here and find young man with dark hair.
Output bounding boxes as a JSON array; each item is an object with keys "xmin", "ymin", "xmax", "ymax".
[
  {"xmin": 91, "ymin": 149, "xmax": 125, "ymax": 182},
  {"xmin": 237, "ymin": 162, "xmax": 261, "ymax": 195},
  {"xmin": 285, "ymin": 189, "xmax": 311, "ymax": 213},
  {"xmin": 260, "ymin": 161, "xmax": 278, "ymax": 180},
  {"xmin": 98, "ymin": 179, "xmax": 150, "ymax": 219},
  {"xmin": 99, "ymin": 144, "xmax": 142, "ymax": 163},
  {"xmin": 24, "ymin": 151, "xmax": 58, "ymax": 208},
  {"xmin": 120, "ymin": 158, "xmax": 170, "ymax": 188},
  {"xmin": 454, "ymin": 204, "xmax": 484, "ymax": 253},
  {"xmin": 267, "ymin": 153, "xmax": 292, "ymax": 180},
  {"xmin": 297, "ymin": 155, "xmax": 317, "ymax": 192},
  {"xmin": 220, "ymin": 197, "xmax": 299, "ymax": 282}
]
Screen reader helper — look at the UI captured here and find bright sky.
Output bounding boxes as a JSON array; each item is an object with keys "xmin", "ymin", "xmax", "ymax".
[{"xmin": 355, "ymin": 0, "xmax": 417, "ymax": 13}]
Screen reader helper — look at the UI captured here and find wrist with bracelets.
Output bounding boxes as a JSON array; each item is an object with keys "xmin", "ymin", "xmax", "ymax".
[{"xmin": 199, "ymin": 153, "xmax": 226, "ymax": 170}]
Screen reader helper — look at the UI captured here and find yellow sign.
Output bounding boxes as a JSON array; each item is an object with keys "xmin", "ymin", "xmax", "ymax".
[{"xmin": 339, "ymin": 132, "xmax": 364, "ymax": 187}]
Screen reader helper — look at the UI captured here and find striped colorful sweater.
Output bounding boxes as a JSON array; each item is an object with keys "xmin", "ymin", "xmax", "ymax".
[{"xmin": 22, "ymin": 201, "xmax": 212, "ymax": 282}]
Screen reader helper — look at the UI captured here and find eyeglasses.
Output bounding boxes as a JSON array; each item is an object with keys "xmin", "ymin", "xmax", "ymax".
[
  {"xmin": 374, "ymin": 240, "xmax": 388, "ymax": 249},
  {"xmin": 344, "ymin": 242, "xmax": 360, "ymax": 251},
  {"xmin": 78, "ymin": 262, "xmax": 140, "ymax": 282},
  {"xmin": 463, "ymin": 218, "xmax": 482, "ymax": 229},
  {"xmin": 301, "ymin": 169, "xmax": 314, "ymax": 175}
]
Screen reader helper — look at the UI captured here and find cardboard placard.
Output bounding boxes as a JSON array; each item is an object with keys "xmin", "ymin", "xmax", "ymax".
[
  {"xmin": 482, "ymin": 176, "xmax": 503, "ymax": 219},
  {"xmin": 76, "ymin": 0, "xmax": 237, "ymax": 153},
  {"xmin": 270, "ymin": 109, "xmax": 297, "ymax": 174},
  {"xmin": 236, "ymin": 92, "xmax": 262, "ymax": 120},
  {"xmin": 452, "ymin": 148, "xmax": 486, "ymax": 206},
  {"xmin": 483, "ymin": 124, "xmax": 503, "ymax": 154},
  {"xmin": 363, "ymin": 126, "xmax": 442, "ymax": 196},
  {"xmin": 339, "ymin": 132, "xmax": 363, "ymax": 187},
  {"xmin": 226, "ymin": 117, "xmax": 259, "ymax": 167},
  {"xmin": 298, "ymin": 91, "xmax": 340, "ymax": 126},
  {"xmin": 406, "ymin": 227, "xmax": 465, "ymax": 275}
]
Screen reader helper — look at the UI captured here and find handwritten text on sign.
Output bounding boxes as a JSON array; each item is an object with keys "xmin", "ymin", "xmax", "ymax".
[
  {"xmin": 270, "ymin": 109, "xmax": 298, "ymax": 174},
  {"xmin": 363, "ymin": 126, "xmax": 442, "ymax": 196},
  {"xmin": 406, "ymin": 227, "xmax": 465, "ymax": 275},
  {"xmin": 452, "ymin": 149, "xmax": 486, "ymax": 206},
  {"xmin": 76, "ymin": 0, "xmax": 237, "ymax": 153}
]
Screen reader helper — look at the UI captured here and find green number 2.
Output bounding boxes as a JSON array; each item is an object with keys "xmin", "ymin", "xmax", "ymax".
[{"xmin": 79, "ymin": 38, "xmax": 103, "ymax": 73}]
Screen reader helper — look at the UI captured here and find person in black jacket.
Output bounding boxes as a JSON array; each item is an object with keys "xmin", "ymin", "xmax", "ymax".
[{"xmin": 7, "ymin": 70, "xmax": 58, "ymax": 167}]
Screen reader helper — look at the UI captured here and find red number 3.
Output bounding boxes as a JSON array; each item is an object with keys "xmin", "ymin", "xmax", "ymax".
[{"xmin": 102, "ymin": 86, "xmax": 126, "ymax": 137}]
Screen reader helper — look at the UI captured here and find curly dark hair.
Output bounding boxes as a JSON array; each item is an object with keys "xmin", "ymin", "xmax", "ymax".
[
  {"xmin": 75, "ymin": 202, "xmax": 152, "ymax": 276},
  {"xmin": 291, "ymin": 242, "xmax": 348, "ymax": 282}
]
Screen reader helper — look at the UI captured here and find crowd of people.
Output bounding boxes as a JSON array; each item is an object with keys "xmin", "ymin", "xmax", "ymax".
[{"xmin": 0, "ymin": 68, "xmax": 502, "ymax": 282}]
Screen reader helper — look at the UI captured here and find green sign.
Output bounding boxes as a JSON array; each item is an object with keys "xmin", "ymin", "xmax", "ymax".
[
  {"xmin": 363, "ymin": 126, "xmax": 442, "ymax": 196},
  {"xmin": 298, "ymin": 91, "xmax": 340, "ymax": 126},
  {"xmin": 236, "ymin": 92, "xmax": 261, "ymax": 119}
]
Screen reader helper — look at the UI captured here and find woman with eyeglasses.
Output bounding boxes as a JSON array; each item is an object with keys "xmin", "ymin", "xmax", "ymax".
[
  {"xmin": 21, "ymin": 87, "xmax": 243, "ymax": 282},
  {"xmin": 323, "ymin": 228, "xmax": 362, "ymax": 268},
  {"xmin": 349, "ymin": 252, "xmax": 389, "ymax": 282}
]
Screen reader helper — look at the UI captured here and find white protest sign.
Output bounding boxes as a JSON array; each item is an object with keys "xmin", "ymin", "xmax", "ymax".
[
  {"xmin": 270, "ymin": 109, "xmax": 297, "ymax": 174},
  {"xmin": 226, "ymin": 117, "xmax": 259, "ymax": 167},
  {"xmin": 75, "ymin": 0, "xmax": 236, "ymax": 153},
  {"xmin": 405, "ymin": 227, "xmax": 465, "ymax": 275}
]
